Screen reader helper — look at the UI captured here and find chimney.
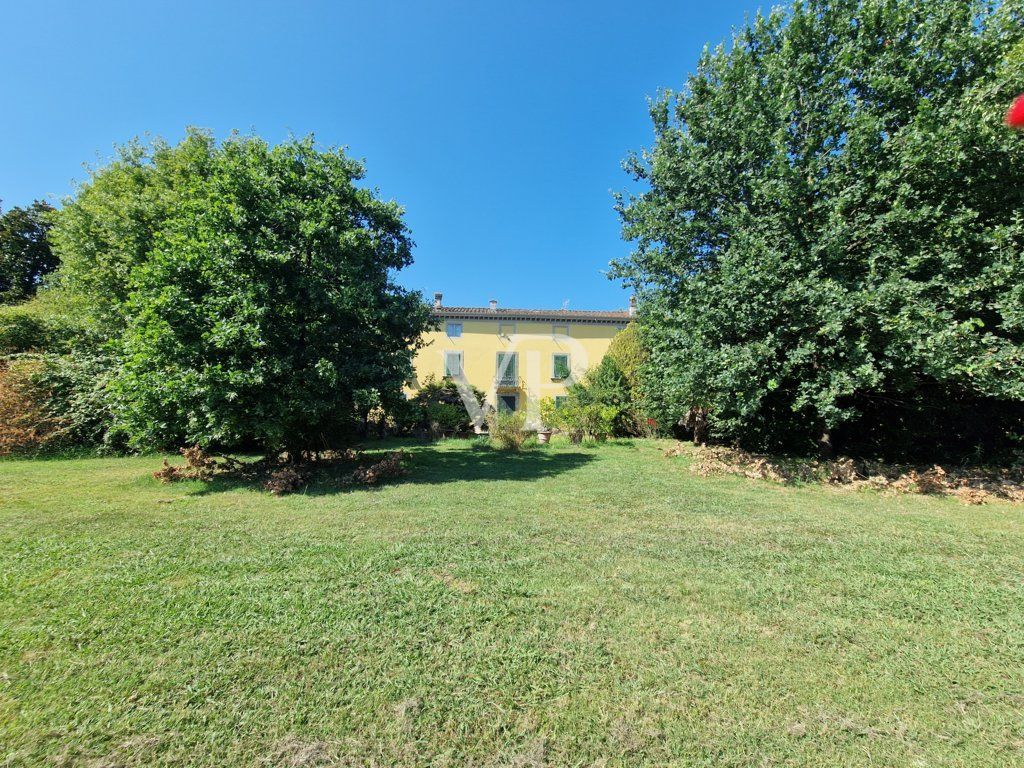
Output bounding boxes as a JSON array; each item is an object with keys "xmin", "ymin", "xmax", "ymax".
[
  {"xmin": 628, "ymin": 295, "xmax": 637, "ymax": 317},
  {"xmin": 433, "ymin": 292, "xmax": 443, "ymax": 309},
  {"xmin": 489, "ymin": 298, "xmax": 498, "ymax": 311}
]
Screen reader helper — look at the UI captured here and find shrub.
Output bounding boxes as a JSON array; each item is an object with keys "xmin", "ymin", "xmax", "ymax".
[
  {"xmin": 0, "ymin": 309, "xmax": 51, "ymax": 354},
  {"xmin": 424, "ymin": 401, "xmax": 468, "ymax": 436},
  {"xmin": 0, "ymin": 352, "xmax": 118, "ymax": 455},
  {"xmin": 399, "ymin": 375, "xmax": 487, "ymax": 437},
  {"xmin": 541, "ymin": 395, "xmax": 618, "ymax": 443},
  {"xmin": 0, "ymin": 357, "xmax": 58, "ymax": 454},
  {"xmin": 32, "ymin": 353, "xmax": 118, "ymax": 449},
  {"xmin": 487, "ymin": 411, "xmax": 528, "ymax": 451},
  {"xmin": 0, "ymin": 297, "xmax": 86, "ymax": 355}
]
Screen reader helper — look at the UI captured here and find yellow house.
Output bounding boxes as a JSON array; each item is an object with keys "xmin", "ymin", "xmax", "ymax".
[{"xmin": 408, "ymin": 293, "xmax": 633, "ymax": 428}]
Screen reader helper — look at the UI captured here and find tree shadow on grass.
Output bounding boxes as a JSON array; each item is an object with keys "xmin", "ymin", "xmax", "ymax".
[
  {"xmin": 181, "ymin": 441, "xmax": 595, "ymax": 497},
  {"xmin": 302, "ymin": 444, "xmax": 596, "ymax": 496}
]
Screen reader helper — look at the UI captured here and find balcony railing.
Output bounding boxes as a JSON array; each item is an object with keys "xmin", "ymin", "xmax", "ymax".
[{"xmin": 494, "ymin": 375, "xmax": 523, "ymax": 389}]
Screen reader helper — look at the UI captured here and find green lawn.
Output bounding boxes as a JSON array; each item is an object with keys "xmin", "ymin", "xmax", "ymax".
[{"xmin": 1, "ymin": 439, "xmax": 1022, "ymax": 767}]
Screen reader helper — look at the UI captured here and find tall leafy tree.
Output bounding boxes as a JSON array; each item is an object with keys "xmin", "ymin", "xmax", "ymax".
[
  {"xmin": 52, "ymin": 130, "xmax": 430, "ymax": 454},
  {"xmin": 0, "ymin": 201, "xmax": 57, "ymax": 304},
  {"xmin": 613, "ymin": 0, "xmax": 1024, "ymax": 457}
]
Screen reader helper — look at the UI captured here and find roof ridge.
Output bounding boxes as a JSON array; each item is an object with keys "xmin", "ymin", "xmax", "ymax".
[
  {"xmin": 434, "ymin": 307, "xmax": 629, "ymax": 312},
  {"xmin": 431, "ymin": 305, "xmax": 631, "ymax": 323}
]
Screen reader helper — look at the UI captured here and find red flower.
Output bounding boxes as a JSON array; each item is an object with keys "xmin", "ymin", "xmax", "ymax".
[{"xmin": 1007, "ymin": 94, "xmax": 1024, "ymax": 129}]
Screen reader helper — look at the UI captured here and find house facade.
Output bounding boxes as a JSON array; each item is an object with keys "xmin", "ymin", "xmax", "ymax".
[{"xmin": 408, "ymin": 293, "xmax": 633, "ymax": 428}]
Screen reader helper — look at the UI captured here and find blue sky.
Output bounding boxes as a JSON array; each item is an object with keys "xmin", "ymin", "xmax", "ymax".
[{"xmin": 1, "ymin": 0, "xmax": 764, "ymax": 310}]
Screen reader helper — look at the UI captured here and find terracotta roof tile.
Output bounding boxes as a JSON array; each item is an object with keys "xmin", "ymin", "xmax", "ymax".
[{"xmin": 433, "ymin": 306, "xmax": 630, "ymax": 323}]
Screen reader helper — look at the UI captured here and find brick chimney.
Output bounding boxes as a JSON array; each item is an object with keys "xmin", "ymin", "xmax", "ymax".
[
  {"xmin": 489, "ymin": 298, "xmax": 498, "ymax": 311},
  {"xmin": 433, "ymin": 292, "xmax": 443, "ymax": 309},
  {"xmin": 628, "ymin": 295, "xmax": 637, "ymax": 317}
]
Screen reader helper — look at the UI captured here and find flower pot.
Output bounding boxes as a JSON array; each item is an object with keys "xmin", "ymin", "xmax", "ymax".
[{"xmin": 537, "ymin": 429, "xmax": 553, "ymax": 445}]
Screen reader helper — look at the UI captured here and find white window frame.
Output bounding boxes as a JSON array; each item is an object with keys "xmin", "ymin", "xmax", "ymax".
[
  {"xmin": 443, "ymin": 350, "xmax": 463, "ymax": 378},
  {"xmin": 551, "ymin": 353, "xmax": 570, "ymax": 380},
  {"xmin": 446, "ymin": 322, "xmax": 463, "ymax": 338},
  {"xmin": 497, "ymin": 393, "xmax": 518, "ymax": 413}
]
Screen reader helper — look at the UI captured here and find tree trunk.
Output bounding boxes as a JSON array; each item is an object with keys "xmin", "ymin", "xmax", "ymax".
[{"xmin": 692, "ymin": 408, "xmax": 708, "ymax": 445}]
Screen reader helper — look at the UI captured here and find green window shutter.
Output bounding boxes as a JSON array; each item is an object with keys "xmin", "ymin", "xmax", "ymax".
[
  {"xmin": 496, "ymin": 352, "xmax": 517, "ymax": 383},
  {"xmin": 553, "ymin": 354, "xmax": 570, "ymax": 379}
]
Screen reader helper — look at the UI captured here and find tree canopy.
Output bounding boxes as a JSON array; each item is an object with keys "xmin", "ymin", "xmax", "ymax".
[
  {"xmin": 50, "ymin": 130, "xmax": 430, "ymax": 454},
  {"xmin": 0, "ymin": 201, "xmax": 57, "ymax": 305},
  {"xmin": 613, "ymin": 0, "xmax": 1024, "ymax": 457}
]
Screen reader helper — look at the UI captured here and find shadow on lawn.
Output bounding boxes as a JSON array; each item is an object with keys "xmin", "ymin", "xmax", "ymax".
[
  {"xmin": 304, "ymin": 444, "xmax": 596, "ymax": 496},
  {"xmin": 184, "ymin": 441, "xmax": 595, "ymax": 497}
]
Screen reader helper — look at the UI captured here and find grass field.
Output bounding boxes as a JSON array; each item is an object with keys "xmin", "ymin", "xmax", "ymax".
[{"xmin": 1, "ymin": 439, "xmax": 1022, "ymax": 767}]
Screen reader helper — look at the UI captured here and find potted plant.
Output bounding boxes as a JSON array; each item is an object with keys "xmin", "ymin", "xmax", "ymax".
[{"xmin": 538, "ymin": 397, "xmax": 562, "ymax": 444}]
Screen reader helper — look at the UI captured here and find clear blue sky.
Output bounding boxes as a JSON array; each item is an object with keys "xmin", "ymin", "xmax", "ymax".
[{"xmin": 1, "ymin": 0, "xmax": 764, "ymax": 311}]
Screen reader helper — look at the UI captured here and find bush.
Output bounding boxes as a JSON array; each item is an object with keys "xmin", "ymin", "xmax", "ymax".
[
  {"xmin": 0, "ymin": 309, "xmax": 51, "ymax": 354},
  {"xmin": 424, "ymin": 401, "xmax": 468, "ymax": 436},
  {"xmin": 0, "ymin": 288, "xmax": 100, "ymax": 357},
  {"xmin": 0, "ymin": 352, "xmax": 118, "ymax": 455},
  {"xmin": 487, "ymin": 411, "xmax": 528, "ymax": 451},
  {"xmin": 540, "ymin": 355, "xmax": 642, "ymax": 441},
  {"xmin": 0, "ymin": 357, "xmax": 58, "ymax": 454},
  {"xmin": 540, "ymin": 396, "xmax": 617, "ymax": 443},
  {"xmin": 32, "ymin": 353, "xmax": 118, "ymax": 449},
  {"xmin": 397, "ymin": 375, "xmax": 487, "ymax": 437},
  {"xmin": 564, "ymin": 403, "xmax": 618, "ymax": 443}
]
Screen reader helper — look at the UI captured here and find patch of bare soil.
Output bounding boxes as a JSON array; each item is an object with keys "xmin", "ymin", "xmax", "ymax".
[{"xmin": 670, "ymin": 444, "xmax": 1024, "ymax": 505}]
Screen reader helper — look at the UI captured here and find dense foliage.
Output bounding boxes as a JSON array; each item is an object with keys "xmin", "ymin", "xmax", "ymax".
[
  {"xmin": 0, "ymin": 201, "xmax": 57, "ymax": 305},
  {"xmin": 487, "ymin": 410, "xmax": 530, "ymax": 451},
  {"xmin": 541, "ymin": 356, "xmax": 641, "ymax": 441},
  {"xmin": 32, "ymin": 129, "xmax": 430, "ymax": 455},
  {"xmin": 605, "ymin": 322, "xmax": 647, "ymax": 394},
  {"xmin": 401, "ymin": 376, "xmax": 487, "ymax": 437},
  {"xmin": 613, "ymin": 0, "xmax": 1024, "ymax": 458}
]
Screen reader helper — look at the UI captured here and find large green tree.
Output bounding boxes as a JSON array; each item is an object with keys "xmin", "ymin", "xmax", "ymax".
[
  {"xmin": 0, "ymin": 201, "xmax": 57, "ymax": 304},
  {"xmin": 613, "ymin": 0, "xmax": 1024, "ymax": 457},
  {"xmin": 52, "ymin": 130, "xmax": 430, "ymax": 454}
]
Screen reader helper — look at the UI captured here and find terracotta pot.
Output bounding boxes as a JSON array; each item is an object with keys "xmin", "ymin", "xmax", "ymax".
[{"xmin": 537, "ymin": 430, "xmax": 553, "ymax": 445}]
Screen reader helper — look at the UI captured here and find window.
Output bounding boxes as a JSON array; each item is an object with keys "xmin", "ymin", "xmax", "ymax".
[
  {"xmin": 443, "ymin": 350, "xmax": 462, "ymax": 378},
  {"xmin": 446, "ymin": 322, "xmax": 462, "ymax": 337},
  {"xmin": 498, "ymin": 321, "xmax": 516, "ymax": 337},
  {"xmin": 552, "ymin": 353, "xmax": 570, "ymax": 380},
  {"xmin": 498, "ymin": 394, "xmax": 518, "ymax": 413},
  {"xmin": 552, "ymin": 323, "xmax": 569, "ymax": 338},
  {"xmin": 495, "ymin": 351, "xmax": 518, "ymax": 385},
  {"xmin": 554, "ymin": 395, "xmax": 568, "ymax": 410}
]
